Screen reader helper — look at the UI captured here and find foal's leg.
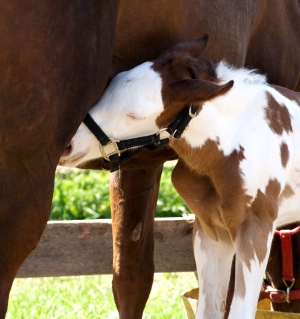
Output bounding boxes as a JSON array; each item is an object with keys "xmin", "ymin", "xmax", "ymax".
[
  {"xmin": 228, "ymin": 217, "xmax": 276, "ymax": 319},
  {"xmin": 172, "ymin": 160, "xmax": 235, "ymax": 318},
  {"xmin": 194, "ymin": 218, "xmax": 235, "ymax": 319}
]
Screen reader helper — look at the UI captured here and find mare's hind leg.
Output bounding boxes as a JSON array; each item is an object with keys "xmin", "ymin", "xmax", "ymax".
[
  {"xmin": 194, "ymin": 218, "xmax": 235, "ymax": 319},
  {"xmin": 0, "ymin": 156, "xmax": 55, "ymax": 318}
]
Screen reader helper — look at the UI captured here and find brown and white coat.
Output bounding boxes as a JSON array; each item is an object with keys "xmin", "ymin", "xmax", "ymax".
[{"xmin": 61, "ymin": 37, "xmax": 300, "ymax": 319}]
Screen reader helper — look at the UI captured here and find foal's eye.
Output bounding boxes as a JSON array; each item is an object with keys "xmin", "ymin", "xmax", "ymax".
[{"xmin": 127, "ymin": 113, "xmax": 146, "ymax": 120}]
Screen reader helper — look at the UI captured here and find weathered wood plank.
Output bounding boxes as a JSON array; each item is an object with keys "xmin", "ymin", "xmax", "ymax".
[{"xmin": 17, "ymin": 217, "xmax": 196, "ymax": 278}]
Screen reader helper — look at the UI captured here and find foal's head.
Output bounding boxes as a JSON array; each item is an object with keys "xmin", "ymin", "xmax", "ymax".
[{"xmin": 59, "ymin": 34, "xmax": 233, "ymax": 167}]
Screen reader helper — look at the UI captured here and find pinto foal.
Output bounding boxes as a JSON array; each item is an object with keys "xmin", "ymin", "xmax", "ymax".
[{"xmin": 61, "ymin": 38, "xmax": 300, "ymax": 319}]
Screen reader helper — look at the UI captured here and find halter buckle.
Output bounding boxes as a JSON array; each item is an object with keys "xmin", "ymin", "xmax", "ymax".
[
  {"xmin": 271, "ymin": 290, "xmax": 288, "ymax": 303},
  {"xmin": 283, "ymin": 278, "xmax": 295, "ymax": 303},
  {"xmin": 266, "ymin": 286, "xmax": 288, "ymax": 303},
  {"xmin": 156, "ymin": 128, "xmax": 172, "ymax": 141},
  {"xmin": 99, "ymin": 139, "xmax": 120, "ymax": 161}
]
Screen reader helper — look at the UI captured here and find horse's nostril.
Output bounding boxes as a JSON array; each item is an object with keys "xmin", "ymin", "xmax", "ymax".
[{"xmin": 61, "ymin": 142, "xmax": 72, "ymax": 158}]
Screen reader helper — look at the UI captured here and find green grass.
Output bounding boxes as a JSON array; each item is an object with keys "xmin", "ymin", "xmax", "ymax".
[{"xmin": 7, "ymin": 273, "xmax": 198, "ymax": 319}]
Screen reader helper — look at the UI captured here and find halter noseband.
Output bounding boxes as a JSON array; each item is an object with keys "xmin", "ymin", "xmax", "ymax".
[{"xmin": 83, "ymin": 105, "xmax": 199, "ymax": 172}]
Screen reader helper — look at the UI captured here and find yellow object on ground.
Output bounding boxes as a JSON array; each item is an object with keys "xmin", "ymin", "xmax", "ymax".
[
  {"xmin": 256, "ymin": 310, "xmax": 300, "ymax": 318},
  {"xmin": 181, "ymin": 289, "xmax": 300, "ymax": 319}
]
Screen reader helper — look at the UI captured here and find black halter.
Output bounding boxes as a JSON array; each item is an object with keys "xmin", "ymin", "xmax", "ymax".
[{"xmin": 83, "ymin": 105, "xmax": 199, "ymax": 172}]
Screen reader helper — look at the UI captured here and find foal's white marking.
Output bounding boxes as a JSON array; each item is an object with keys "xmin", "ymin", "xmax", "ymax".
[
  {"xmin": 88, "ymin": 61, "xmax": 163, "ymax": 140},
  {"xmin": 194, "ymin": 225, "xmax": 235, "ymax": 319}
]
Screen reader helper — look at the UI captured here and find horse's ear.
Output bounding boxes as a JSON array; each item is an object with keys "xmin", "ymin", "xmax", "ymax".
[
  {"xmin": 168, "ymin": 79, "xmax": 234, "ymax": 105},
  {"xmin": 161, "ymin": 34, "xmax": 209, "ymax": 60},
  {"xmin": 185, "ymin": 33, "xmax": 209, "ymax": 59},
  {"xmin": 202, "ymin": 80, "xmax": 234, "ymax": 101}
]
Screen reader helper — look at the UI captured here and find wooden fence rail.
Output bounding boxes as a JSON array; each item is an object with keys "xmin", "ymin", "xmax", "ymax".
[{"xmin": 17, "ymin": 217, "xmax": 196, "ymax": 278}]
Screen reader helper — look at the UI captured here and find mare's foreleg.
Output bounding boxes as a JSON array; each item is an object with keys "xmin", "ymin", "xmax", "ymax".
[
  {"xmin": 110, "ymin": 165, "xmax": 163, "ymax": 319},
  {"xmin": 0, "ymin": 157, "xmax": 55, "ymax": 318}
]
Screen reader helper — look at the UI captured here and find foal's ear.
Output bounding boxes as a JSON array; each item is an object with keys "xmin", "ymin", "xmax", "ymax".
[
  {"xmin": 184, "ymin": 33, "xmax": 209, "ymax": 59},
  {"xmin": 168, "ymin": 79, "xmax": 234, "ymax": 105},
  {"xmin": 163, "ymin": 33, "xmax": 209, "ymax": 60},
  {"xmin": 201, "ymin": 80, "xmax": 234, "ymax": 101}
]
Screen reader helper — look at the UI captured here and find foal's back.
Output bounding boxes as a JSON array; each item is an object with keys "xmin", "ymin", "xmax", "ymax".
[{"xmin": 169, "ymin": 63, "xmax": 300, "ymax": 229}]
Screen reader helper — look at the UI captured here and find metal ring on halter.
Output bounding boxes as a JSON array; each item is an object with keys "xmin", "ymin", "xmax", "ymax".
[
  {"xmin": 283, "ymin": 278, "xmax": 295, "ymax": 303},
  {"xmin": 189, "ymin": 105, "xmax": 198, "ymax": 118},
  {"xmin": 156, "ymin": 128, "xmax": 172, "ymax": 141}
]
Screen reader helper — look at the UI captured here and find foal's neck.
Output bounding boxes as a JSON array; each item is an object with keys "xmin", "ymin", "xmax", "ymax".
[{"xmin": 169, "ymin": 71, "xmax": 269, "ymax": 175}]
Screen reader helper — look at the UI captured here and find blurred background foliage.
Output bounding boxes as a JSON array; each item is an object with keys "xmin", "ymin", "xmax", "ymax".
[{"xmin": 51, "ymin": 165, "xmax": 191, "ymax": 220}]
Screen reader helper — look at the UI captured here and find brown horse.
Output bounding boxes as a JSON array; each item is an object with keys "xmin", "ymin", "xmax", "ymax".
[{"xmin": 1, "ymin": 1, "xmax": 300, "ymax": 319}]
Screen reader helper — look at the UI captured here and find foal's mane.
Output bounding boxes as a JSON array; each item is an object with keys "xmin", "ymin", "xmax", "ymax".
[{"xmin": 216, "ymin": 61, "xmax": 267, "ymax": 86}]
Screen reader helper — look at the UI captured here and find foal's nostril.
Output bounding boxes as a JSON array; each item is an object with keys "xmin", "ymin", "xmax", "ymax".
[{"xmin": 61, "ymin": 142, "xmax": 73, "ymax": 158}]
